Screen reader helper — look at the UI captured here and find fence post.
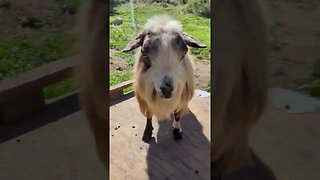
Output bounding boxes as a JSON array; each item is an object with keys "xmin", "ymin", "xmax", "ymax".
[{"xmin": 130, "ymin": 0, "xmax": 138, "ymax": 32}]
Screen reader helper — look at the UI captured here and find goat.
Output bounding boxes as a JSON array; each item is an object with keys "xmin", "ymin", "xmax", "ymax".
[
  {"xmin": 75, "ymin": 0, "xmax": 108, "ymax": 168},
  {"xmin": 123, "ymin": 14, "xmax": 206, "ymax": 142},
  {"xmin": 212, "ymin": 0, "xmax": 269, "ymax": 178}
]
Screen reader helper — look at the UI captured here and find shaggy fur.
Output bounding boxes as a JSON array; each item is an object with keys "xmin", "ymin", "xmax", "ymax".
[
  {"xmin": 124, "ymin": 15, "xmax": 205, "ymax": 120},
  {"xmin": 123, "ymin": 15, "xmax": 206, "ymax": 142},
  {"xmin": 212, "ymin": 0, "xmax": 269, "ymax": 178},
  {"xmin": 75, "ymin": 0, "xmax": 108, "ymax": 168}
]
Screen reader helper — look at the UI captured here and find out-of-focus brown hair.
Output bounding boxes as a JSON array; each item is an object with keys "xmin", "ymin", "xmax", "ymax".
[
  {"xmin": 74, "ymin": 0, "xmax": 108, "ymax": 168},
  {"xmin": 213, "ymin": 0, "xmax": 269, "ymax": 177}
]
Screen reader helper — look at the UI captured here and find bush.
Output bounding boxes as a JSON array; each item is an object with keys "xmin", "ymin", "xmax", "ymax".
[
  {"xmin": 182, "ymin": 0, "xmax": 210, "ymax": 18},
  {"xmin": 0, "ymin": 0, "xmax": 11, "ymax": 8},
  {"xmin": 19, "ymin": 16, "xmax": 44, "ymax": 29},
  {"xmin": 311, "ymin": 58, "xmax": 320, "ymax": 78},
  {"xmin": 111, "ymin": 0, "xmax": 129, "ymax": 15},
  {"xmin": 55, "ymin": 0, "xmax": 82, "ymax": 14}
]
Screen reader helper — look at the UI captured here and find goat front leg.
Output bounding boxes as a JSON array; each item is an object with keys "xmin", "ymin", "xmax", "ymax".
[
  {"xmin": 172, "ymin": 111, "xmax": 182, "ymax": 140},
  {"xmin": 142, "ymin": 115, "xmax": 154, "ymax": 143}
]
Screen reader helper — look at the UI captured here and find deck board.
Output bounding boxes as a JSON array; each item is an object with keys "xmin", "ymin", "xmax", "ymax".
[
  {"xmin": 110, "ymin": 94, "xmax": 211, "ymax": 180},
  {"xmin": 0, "ymin": 112, "xmax": 107, "ymax": 180}
]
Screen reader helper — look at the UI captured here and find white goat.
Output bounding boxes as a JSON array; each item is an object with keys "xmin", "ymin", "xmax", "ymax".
[
  {"xmin": 212, "ymin": 0, "xmax": 269, "ymax": 178},
  {"xmin": 123, "ymin": 14, "xmax": 206, "ymax": 142}
]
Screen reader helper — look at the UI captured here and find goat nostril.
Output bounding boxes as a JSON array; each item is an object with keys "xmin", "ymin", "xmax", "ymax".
[{"xmin": 165, "ymin": 82, "xmax": 172, "ymax": 88}]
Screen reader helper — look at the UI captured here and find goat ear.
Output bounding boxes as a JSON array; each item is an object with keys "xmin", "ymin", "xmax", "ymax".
[
  {"xmin": 123, "ymin": 31, "xmax": 146, "ymax": 52},
  {"xmin": 181, "ymin": 32, "xmax": 206, "ymax": 48}
]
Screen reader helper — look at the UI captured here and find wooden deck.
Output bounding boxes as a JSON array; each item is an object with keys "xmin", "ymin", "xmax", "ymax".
[
  {"xmin": 110, "ymin": 93, "xmax": 211, "ymax": 180},
  {"xmin": 1, "ymin": 87, "xmax": 320, "ymax": 179}
]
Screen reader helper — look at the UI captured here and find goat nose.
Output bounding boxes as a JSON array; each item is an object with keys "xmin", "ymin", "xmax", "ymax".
[{"xmin": 160, "ymin": 76, "xmax": 173, "ymax": 98}]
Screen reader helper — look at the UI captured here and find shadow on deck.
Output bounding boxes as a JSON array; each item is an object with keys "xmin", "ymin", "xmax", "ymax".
[{"xmin": 110, "ymin": 93, "xmax": 211, "ymax": 179}]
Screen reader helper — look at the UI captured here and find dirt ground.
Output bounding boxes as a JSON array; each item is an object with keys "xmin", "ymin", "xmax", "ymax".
[
  {"xmin": 0, "ymin": 0, "xmax": 76, "ymax": 40},
  {"xmin": 266, "ymin": 0, "xmax": 320, "ymax": 92}
]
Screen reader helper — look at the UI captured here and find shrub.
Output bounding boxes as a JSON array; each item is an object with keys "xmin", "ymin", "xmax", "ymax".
[
  {"xmin": 182, "ymin": 0, "xmax": 210, "ymax": 18},
  {"xmin": 0, "ymin": 0, "xmax": 11, "ymax": 8},
  {"xmin": 19, "ymin": 16, "xmax": 44, "ymax": 29}
]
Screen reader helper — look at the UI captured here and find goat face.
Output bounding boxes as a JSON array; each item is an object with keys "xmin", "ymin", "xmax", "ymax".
[
  {"xmin": 141, "ymin": 32, "xmax": 189, "ymax": 99},
  {"xmin": 123, "ymin": 15, "xmax": 206, "ymax": 100}
]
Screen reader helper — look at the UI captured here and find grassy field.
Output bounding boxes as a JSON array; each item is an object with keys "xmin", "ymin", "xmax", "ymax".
[
  {"xmin": 110, "ymin": 2, "xmax": 211, "ymax": 88},
  {"xmin": 0, "ymin": 31, "xmax": 75, "ymax": 80},
  {"xmin": 0, "ymin": 0, "xmax": 81, "ymax": 100},
  {"xmin": 110, "ymin": 3, "xmax": 210, "ymax": 60},
  {"xmin": 0, "ymin": 31, "xmax": 78, "ymax": 100}
]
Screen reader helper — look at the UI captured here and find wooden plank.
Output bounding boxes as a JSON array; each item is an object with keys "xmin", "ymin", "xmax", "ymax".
[
  {"xmin": 0, "ymin": 56, "xmax": 80, "ymax": 123},
  {"xmin": 109, "ymin": 89, "xmax": 124, "ymax": 100},
  {"xmin": 0, "ymin": 56, "xmax": 80, "ymax": 103},
  {"xmin": 0, "ymin": 112, "xmax": 107, "ymax": 179},
  {"xmin": 109, "ymin": 80, "xmax": 134, "ymax": 100},
  {"xmin": 0, "ymin": 89, "xmax": 45, "ymax": 124},
  {"xmin": 110, "ymin": 79, "xmax": 134, "ymax": 92}
]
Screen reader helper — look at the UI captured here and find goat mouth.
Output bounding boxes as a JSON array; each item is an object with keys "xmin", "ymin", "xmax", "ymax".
[{"xmin": 155, "ymin": 89, "xmax": 172, "ymax": 99}]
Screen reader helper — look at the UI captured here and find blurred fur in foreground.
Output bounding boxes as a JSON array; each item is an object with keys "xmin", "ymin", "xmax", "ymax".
[
  {"xmin": 74, "ymin": 0, "xmax": 108, "ymax": 168},
  {"xmin": 212, "ymin": 0, "xmax": 271, "ymax": 178}
]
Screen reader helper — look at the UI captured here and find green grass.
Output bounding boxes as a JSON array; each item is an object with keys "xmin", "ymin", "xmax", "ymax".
[
  {"xmin": 0, "ymin": 31, "xmax": 75, "ymax": 80},
  {"xmin": 309, "ymin": 59, "xmax": 320, "ymax": 97},
  {"xmin": 19, "ymin": 15, "xmax": 45, "ymax": 29},
  {"xmin": 55, "ymin": 0, "xmax": 82, "ymax": 14},
  {"xmin": 205, "ymin": 81, "xmax": 211, "ymax": 92},
  {"xmin": 110, "ymin": 72, "xmax": 133, "ymax": 87},
  {"xmin": 311, "ymin": 58, "xmax": 320, "ymax": 78},
  {"xmin": 110, "ymin": 3, "xmax": 210, "ymax": 88},
  {"xmin": 110, "ymin": 72, "xmax": 134, "ymax": 93},
  {"xmin": 298, "ymin": 58, "xmax": 320, "ymax": 97},
  {"xmin": 43, "ymin": 79, "xmax": 78, "ymax": 100},
  {"xmin": 110, "ymin": 3, "xmax": 210, "ymax": 61}
]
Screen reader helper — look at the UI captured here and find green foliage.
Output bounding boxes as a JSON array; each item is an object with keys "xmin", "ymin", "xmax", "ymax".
[
  {"xmin": 309, "ymin": 82, "xmax": 320, "ymax": 97},
  {"xmin": 205, "ymin": 81, "xmax": 211, "ymax": 92},
  {"xmin": 299, "ymin": 59, "xmax": 320, "ymax": 97},
  {"xmin": 55, "ymin": 0, "xmax": 82, "ymax": 14},
  {"xmin": 110, "ymin": 0, "xmax": 128, "ymax": 15},
  {"xmin": 311, "ymin": 58, "xmax": 320, "ymax": 78},
  {"xmin": 43, "ymin": 79, "xmax": 78, "ymax": 100},
  {"xmin": 309, "ymin": 59, "xmax": 320, "ymax": 97},
  {"xmin": 0, "ymin": 0, "xmax": 11, "ymax": 8},
  {"xmin": 110, "ymin": 72, "xmax": 133, "ymax": 87},
  {"xmin": 0, "ymin": 31, "xmax": 75, "ymax": 80},
  {"xmin": 181, "ymin": 0, "xmax": 210, "ymax": 18},
  {"xmin": 19, "ymin": 16, "xmax": 45, "ymax": 29},
  {"xmin": 110, "ymin": 3, "xmax": 210, "ymax": 61},
  {"xmin": 123, "ymin": 86, "xmax": 133, "ymax": 94}
]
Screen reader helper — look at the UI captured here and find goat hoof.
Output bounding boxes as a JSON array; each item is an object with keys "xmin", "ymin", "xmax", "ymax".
[
  {"xmin": 142, "ymin": 136, "xmax": 151, "ymax": 143},
  {"xmin": 172, "ymin": 128, "xmax": 182, "ymax": 140},
  {"xmin": 142, "ymin": 132, "xmax": 153, "ymax": 143}
]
